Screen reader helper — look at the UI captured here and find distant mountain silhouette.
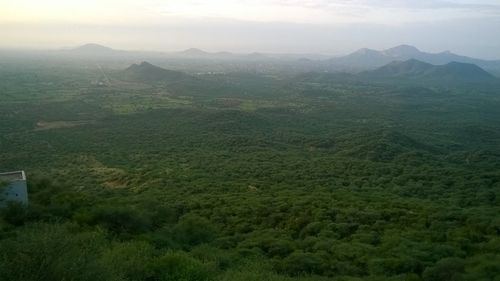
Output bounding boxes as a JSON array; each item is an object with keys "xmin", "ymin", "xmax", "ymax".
[
  {"xmin": 119, "ymin": 62, "xmax": 235, "ymax": 96},
  {"xmin": 178, "ymin": 48, "xmax": 210, "ymax": 56},
  {"xmin": 121, "ymin": 62, "xmax": 192, "ymax": 82},
  {"xmin": 329, "ymin": 45, "xmax": 500, "ymax": 73},
  {"xmin": 175, "ymin": 48, "xmax": 241, "ymax": 59},
  {"xmin": 363, "ymin": 59, "xmax": 435, "ymax": 77},
  {"xmin": 382, "ymin": 45, "xmax": 421, "ymax": 57},
  {"xmin": 70, "ymin": 43, "xmax": 116, "ymax": 53},
  {"xmin": 331, "ymin": 48, "xmax": 391, "ymax": 69},
  {"xmin": 431, "ymin": 62, "xmax": 496, "ymax": 81},
  {"xmin": 363, "ymin": 59, "xmax": 496, "ymax": 82}
]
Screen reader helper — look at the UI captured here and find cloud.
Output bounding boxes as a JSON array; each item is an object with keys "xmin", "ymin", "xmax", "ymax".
[
  {"xmin": 275, "ymin": 0, "xmax": 500, "ymax": 11},
  {"xmin": 1, "ymin": 0, "xmax": 499, "ymax": 25},
  {"xmin": 152, "ymin": 0, "xmax": 500, "ymax": 24},
  {"xmin": 269, "ymin": 0, "xmax": 500, "ymax": 19}
]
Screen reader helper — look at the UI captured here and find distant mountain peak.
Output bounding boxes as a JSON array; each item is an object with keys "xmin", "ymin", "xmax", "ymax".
[
  {"xmin": 138, "ymin": 61, "xmax": 154, "ymax": 67},
  {"xmin": 126, "ymin": 61, "xmax": 164, "ymax": 72},
  {"xmin": 439, "ymin": 61, "xmax": 495, "ymax": 79},
  {"xmin": 352, "ymin": 48, "xmax": 379, "ymax": 55},
  {"xmin": 72, "ymin": 43, "xmax": 114, "ymax": 52},
  {"xmin": 122, "ymin": 61, "xmax": 191, "ymax": 82},
  {"xmin": 365, "ymin": 59, "xmax": 433, "ymax": 77},
  {"xmin": 384, "ymin": 45, "xmax": 420, "ymax": 57},
  {"xmin": 363, "ymin": 59, "xmax": 495, "ymax": 82},
  {"xmin": 387, "ymin": 44, "xmax": 419, "ymax": 51},
  {"xmin": 180, "ymin": 48, "xmax": 209, "ymax": 55},
  {"xmin": 329, "ymin": 44, "xmax": 500, "ymax": 73}
]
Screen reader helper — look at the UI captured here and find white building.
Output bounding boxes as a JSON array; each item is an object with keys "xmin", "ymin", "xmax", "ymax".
[{"xmin": 0, "ymin": 171, "xmax": 28, "ymax": 206}]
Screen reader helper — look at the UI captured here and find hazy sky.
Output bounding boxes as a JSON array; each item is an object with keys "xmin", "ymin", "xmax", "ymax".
[{"xmin": 1, "ymin": 0, "xmax": 500, "ymax": 58}]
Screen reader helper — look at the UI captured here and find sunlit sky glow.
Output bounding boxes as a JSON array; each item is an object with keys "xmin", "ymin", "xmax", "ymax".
[{"xmin": 1, "ymin": 0, "xmax": 500, "ymax": 58}]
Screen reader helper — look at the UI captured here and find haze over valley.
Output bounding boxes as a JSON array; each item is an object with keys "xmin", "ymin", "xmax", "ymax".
[{"xmin": 1, "ymin": 1, "xmax": 500, "ymax": 281}]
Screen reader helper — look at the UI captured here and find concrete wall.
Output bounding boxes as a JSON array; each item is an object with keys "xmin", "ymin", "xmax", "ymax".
[{"xmin": 1, "ymin": 180, "xmax": 28, "ymax": 206}]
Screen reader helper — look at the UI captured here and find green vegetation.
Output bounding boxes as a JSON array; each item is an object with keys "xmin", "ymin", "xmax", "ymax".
[{"xmin": 0, "ymin": 59, "xmax": 499, "ymax": 281}]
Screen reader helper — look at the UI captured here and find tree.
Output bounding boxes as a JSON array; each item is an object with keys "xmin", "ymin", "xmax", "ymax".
[
  {"xmin": 146, "ymin": 251, "xmax": 215, "ymax": 281},
  {"xmin": 422, "ymin": 257, "xmax": 465, "ymax": 281},
  {"xmin": 173, "ymin": 214, "xmax": 218, "ymax": 247},
  {"xmin": 281, "ymin": 251, "xmax": 325, "ymax": 275},
  {"xmin": 0, "ymin": 223, "xmax": 114, "ymax": 281},
  {"xmin": 100, "ymin": 241, "xmax": 155, "ymax": 281}
]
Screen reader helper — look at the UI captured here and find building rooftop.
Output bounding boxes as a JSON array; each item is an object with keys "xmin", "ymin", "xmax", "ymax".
[{"xmin": 0, "ymin": 171, "xmax": 26, "ymax": 182}]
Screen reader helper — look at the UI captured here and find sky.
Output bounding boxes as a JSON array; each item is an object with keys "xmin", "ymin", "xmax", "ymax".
[{"xmin": 0, "ymin": 0, "xmax": 500, "ymax": 58}]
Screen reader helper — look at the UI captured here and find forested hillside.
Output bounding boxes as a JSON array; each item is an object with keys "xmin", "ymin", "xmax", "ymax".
[{"xmin": 0, "ymin": 60, "xmax": 499, "ymax": 281}]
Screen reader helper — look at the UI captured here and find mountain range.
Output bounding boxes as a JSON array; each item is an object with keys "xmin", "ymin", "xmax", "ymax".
[
  {"xmin": 362, "ymin": 59, "xmax": 496, "ymax": 82},
  {"xmin": 121, "ymin": 61, "xmax": 193, "ymax": 82},
  {"xmin": 69, "ymin": 43, "xmax": 116, "ymax": 53},
  {"xmin": 62, "ymin": 43, "xmax": 500, "ymax": 76},
  {"xmin": 124, "ymin": 60, "xmax": 497, "ymax": 87},
  {"xmin": 329, "ymin": 45, "xmax": 500, "ymax": 73},
  {"xmin": 298, "ymin": 59, "xmax": 497, "ymax": 84}
]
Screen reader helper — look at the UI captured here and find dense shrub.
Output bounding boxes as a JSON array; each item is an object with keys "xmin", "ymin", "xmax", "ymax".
[
  {"xmin": 422, "ymin": 258, "xmax": 465, "ymax": 281},
  {"xmin": 173, "ymin": 214, "xmax": 218, "ymax": 247},
  {"xmin": 0, "ymin": 223, "xmax": 112, "ymax": 281},
  {"xmin": 146, "ymin": 251, "xmax": 215, "ymax": 281},
  {"xmin": 75, "ymin": 206, "xmax": 152, "ymax": 235},
  {"xmin": 280, "ymin": 251, "xmax": 325, "ymax": 275}
]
